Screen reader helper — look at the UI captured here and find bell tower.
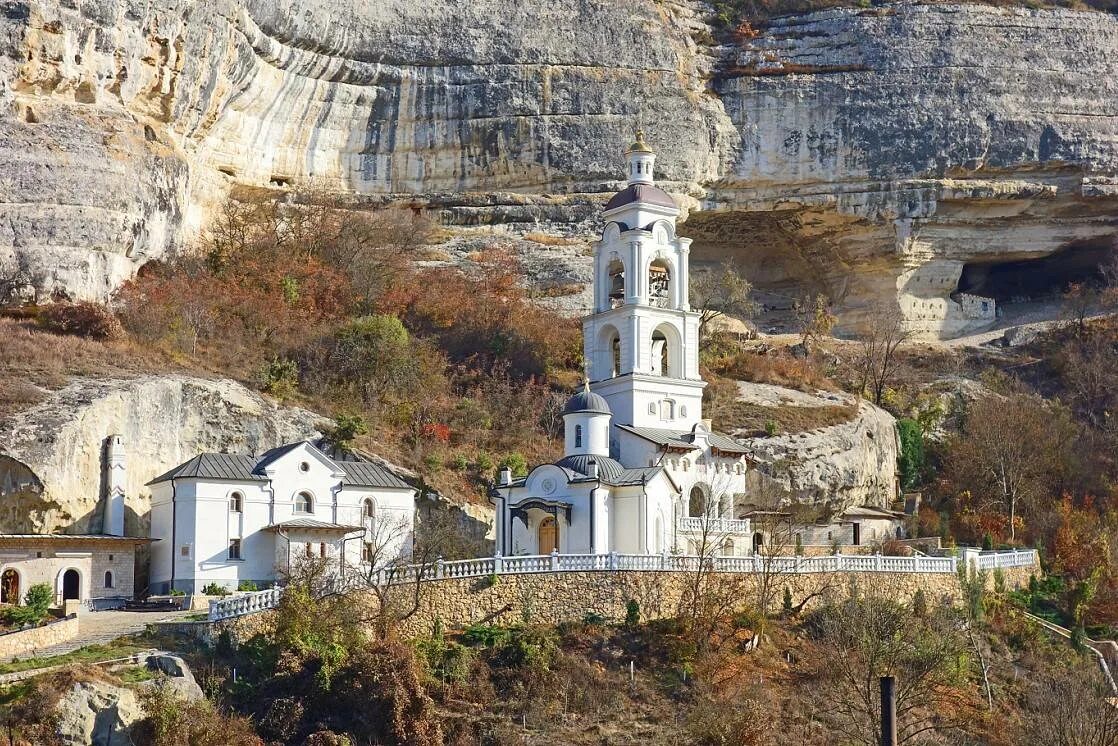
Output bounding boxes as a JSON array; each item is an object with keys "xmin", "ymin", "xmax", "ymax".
[{"xmin": 584, "ymin": 131, "xmax": 704, "ymax": 439}]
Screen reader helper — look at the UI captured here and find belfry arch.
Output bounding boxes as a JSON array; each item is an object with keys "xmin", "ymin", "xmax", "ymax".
[{"xmin": 650, "ymin": 322, "xmax": 683, "ymax": 378}]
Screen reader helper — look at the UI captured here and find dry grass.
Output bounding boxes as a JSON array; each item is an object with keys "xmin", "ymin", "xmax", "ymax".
[
  {"xmin": 716, "ymin": 400, "xmax": 858, "ymax": 436},
  {"xmin": 521, "ymin": 232, "xmax": 582, "ymax": 247},
  {"xmin": 708, "ymin": 349, "xmax": 834, "ymax": 392},
  {"xmin": 0, "ymin": 318, "xmax": 183, "ymax": 418}
]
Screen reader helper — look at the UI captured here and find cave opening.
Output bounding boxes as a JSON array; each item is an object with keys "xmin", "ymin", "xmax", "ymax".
[{"xmin": 957, "ymin": 240, "xmax": 1116, "ymax": 304}]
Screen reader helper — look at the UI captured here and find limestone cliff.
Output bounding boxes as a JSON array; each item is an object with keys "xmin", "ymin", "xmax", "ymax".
[
  {"xmin": 0, "ymin": 375, "xmax": 324, "ymax": 533},
  {"xmin": 2, "ymin": 1, "xmax": 1116, "ymax": 336},
  {"xmin": 729, "ymin": 383, "xmax": 899, "ymax": 510}
]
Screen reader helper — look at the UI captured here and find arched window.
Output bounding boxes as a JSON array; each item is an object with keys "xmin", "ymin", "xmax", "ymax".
[
  {"xmin": 752, "ymin": 532, "xmax": 764, "ymax": 553},
  {"xmin": 363, "ymin": 499, "xmax": 375, "ymax": 520},
  {"xmin": 649, "ymin": 258, "xmax": 671, "ymax": 308},
  {"xmin": 229, "ymin": 492, "xmax": 243, "ymax": 513},
  {"xmin": 575, "ymin": 425, "xmax": 583, "ymax": 449},
  {"xmin": 104, "ymin": 570, "xmax": 114, "ymax": 589},
  {"xmin": 319, "ymin": 543, "xmax": 327, "ymax": 558},
  {"xmin": 688, "ymin": 486, "xmax": 705, "ymax": 518},
  {"xmin": 607, "ymin": 258, "xmax": 625, "ymax": 309},
  {"xmin": 651, "ymin": 330, "xmax": 668, "ymax": 376},
  {"xmin": 362, "ymin": 542, "xmax": 373, "ymax": 562},
  {"xmin": 660, "ymin": 399, "xmax": 675, "ymax": 421},
  {"xmin": 295, "ymin": 492, "xmax": 313, "ymax": 513},
  {"xmin": 611, "ymin": 336, "xmax": 621, "ymax": 377}
]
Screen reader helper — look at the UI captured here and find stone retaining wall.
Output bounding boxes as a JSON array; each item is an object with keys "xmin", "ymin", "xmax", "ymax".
[
  {"xmin": 207, "ymin": 563, "xmax": 1037, "ymax": 644},
  {"xmin": 394, "ymin": 564, "xmax": 1036, "ymax": 637},
  {"xmin": 0, "ymin": 615, "xmax": 79, "ymax": 660}
]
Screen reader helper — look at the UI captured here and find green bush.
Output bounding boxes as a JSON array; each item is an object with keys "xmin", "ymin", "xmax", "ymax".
[
  {"xmin": 896, "ymin": 418, "xmax": 925, "ymax": 490},
  {"xmin": 238, "ymin": 580, "xmax": 260, "ymax": 592},
  {"xmin": 624, "ymin": 599, "xmax": 641, "ymax": 628},
  {"xmin": 324, "ymin": 413, "xmax": 368, "ymax": 451},
  {"xmin": 450, "ymin": 453, "xmax": 470, "ymax": 471},
  {"xmin": 259, "ymin": 356, "xmax": 299, "ymax": 399},
  {"xmin": 498, "ymin": 452, "xmax": 528, "ymax": 477},
  {"xmin": 782, "ymin": 587, "xmax": 793, "ymax": 613},
  {"xmin": 2, "ymin": 583, "xmax": 54, "ymax": 626},
  {"xmin": 202, "ymin": 582, "xmax": 229, "ymax": 597}
]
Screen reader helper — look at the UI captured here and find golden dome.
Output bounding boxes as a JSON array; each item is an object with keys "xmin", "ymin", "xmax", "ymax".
[{"xmin": 626, "ymin": 129, "xmax": 654, "ymax": 154}]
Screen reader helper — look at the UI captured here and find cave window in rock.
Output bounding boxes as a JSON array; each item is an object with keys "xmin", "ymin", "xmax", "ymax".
[
  {"xmin": 649, "ymin": 258, "xmax": 672, "ymax": 308},
  {"xmin": 608, "ymin": 258, "xmax": 626, "ymax": 309},
  {"xmin": 956, "ymin": 240, "xmax": 1115, "ymax": 319}
]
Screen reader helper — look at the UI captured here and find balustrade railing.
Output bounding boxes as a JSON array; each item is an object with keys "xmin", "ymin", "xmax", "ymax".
[
  {"xmin": 678, "ymin": 517, "xmax": 753, "ymax": 534},
  {"xmin": 206, "ymin": 549, "xmax": 1038, "ymax": 621}
]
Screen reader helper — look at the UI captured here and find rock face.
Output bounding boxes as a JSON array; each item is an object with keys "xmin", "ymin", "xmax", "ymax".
[
  {"xmin": 709, "ymin": 3, "xmax": 1118, "ymax": 338},
  {"xmin": 0, "ymin": 376, "xmax": 323, "ymax": 533},
  {"xmin": 56, "ymin": 677, "xmax": 142, "ymax": 746},
  {"xmin": 729, "ymin": 383, "xmax": 899, "ymax": 510},
  {"xmin": 2, "ymin": 1, "xmax": 1116, "ymax": 333}
]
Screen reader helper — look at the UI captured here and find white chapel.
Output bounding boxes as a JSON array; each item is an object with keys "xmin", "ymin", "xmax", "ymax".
[{"xmin": 491, "ymin": 132, "xmax": 754, "ymax": 557}]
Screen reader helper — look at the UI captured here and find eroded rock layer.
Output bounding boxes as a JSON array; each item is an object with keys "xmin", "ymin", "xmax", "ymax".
[
  {"xmin": 1, "ymin": 1, "xmax": 1117, "ymax": 336},
  {"xmin": 0, "ymin": 375, "xmax": 323, "ymax": 533}
]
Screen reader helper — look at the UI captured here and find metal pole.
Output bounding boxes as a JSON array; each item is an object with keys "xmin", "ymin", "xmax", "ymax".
[{"xmin": 880, "ymin": 675, "xmax": 897, "ymax": 746}]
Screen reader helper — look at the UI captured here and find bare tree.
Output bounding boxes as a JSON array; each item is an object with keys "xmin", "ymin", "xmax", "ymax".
[
  {"xmin": 1020, "ymin": 664, "xmax": 1118, "ymax": 746},
  {"xmin": 795, "ymin": 293, "xmax": 836, "ymax": 354},
  {"xmin": 855, "ymin": 304, "xmax": 916, "ymax": 406},
  {"xmin": 689, "ymin": 259, "xmax": 757, "ymax": 343},
  {"xmin": 946, "ymin": 392, "xmax": 1077, "ymax": 542},
  {"xmin": 809, "ymin": 590, "xmax": 974, "ymax": 745}
]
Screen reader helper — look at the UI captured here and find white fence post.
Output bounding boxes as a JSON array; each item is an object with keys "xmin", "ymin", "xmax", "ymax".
[
  {"xmin": 609, "ymin": 551, "xmax": 618, "ymax": 571},
  {"xmin": 551, "ymin": 549, "xmax": 559, "ymax": 571},
  {"xmin": 494, "ymin": 552, "xmax": 503, "ymax": 575},
  {"xmin": 436, "ymin": 557, "xmax": 444, "ymax": 580}
]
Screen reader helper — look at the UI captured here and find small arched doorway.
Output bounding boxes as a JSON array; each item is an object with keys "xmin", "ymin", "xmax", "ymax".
[
  {"xmin": 688, "ymin": 486, "xmax": 706, "ymax": 518},
  {"xmin": 752, "ymin": 532, "xmax": 764, "ymax": 554},
  {"xmin": 0, "ymin": 569, "xmax": 19, "ymax": 605},
  {"xmin": 62, "ymin": 569, "xmax": 80, "ymax": 601},
  {"xmin": 538, "ymin": 517, "xmax": 558, "ymax": 554}
]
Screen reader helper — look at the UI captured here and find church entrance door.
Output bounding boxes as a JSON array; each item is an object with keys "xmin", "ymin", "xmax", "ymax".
[
  {"xmin": 62, "ymin": 569, "xmax": 80, "ymax": 601},
  {"xmin": 538, "ymin": 517, "xmax": 558, "ymax": 554},
  {"xmin": 0, "ymin": 570, "xmax": 18, "ymax": 604}
]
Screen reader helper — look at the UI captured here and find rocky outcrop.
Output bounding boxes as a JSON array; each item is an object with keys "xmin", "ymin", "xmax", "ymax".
[
  {"xmin": 705, "ymin": 3, "xmax": 1118, "ymax": 337},
  {"xmin": 0, "ymin": 376, "xmax": 323, "ymax": 533},
  {"xmin": 2, "ymin": 1, "xmax": 1116, "ymax": 337},
  {"xmin": 729, "ymin": 383, "xmax": 898, "ymax": 509},
  {"xmin": 56, "ymin": 676, "xmax": 142, "ymax": 746}
]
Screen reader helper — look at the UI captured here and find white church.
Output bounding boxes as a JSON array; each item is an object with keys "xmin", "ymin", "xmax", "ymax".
[
  {"xmin": 491, "ymin": 133, "xmax": 755, "ymax": 558},
  {"xmin": 147, "ymin": 441, "xmax": 416, "ymax": 594}
]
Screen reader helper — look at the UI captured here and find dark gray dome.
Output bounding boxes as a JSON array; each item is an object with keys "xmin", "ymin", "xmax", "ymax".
[
  {"xmin": 555, "ymin": 455, "xmax": 625, "ymax": 481},
  {"xmin": 563, "ymin": 389, "xmax": 611, "ymax": 415},
  {"xmin": 604, "ymin": 184, "xmax": 676, "ymax": 211}
]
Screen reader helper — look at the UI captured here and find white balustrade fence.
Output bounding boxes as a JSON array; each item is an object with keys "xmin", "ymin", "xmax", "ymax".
[
  {"xmin": 207, "ymin": 549, "xmax": 1039, "ymax": 621},
  {"xmin": 975, "ymin": 549, "xmax": 1038, "ymax": 570},
  {"xmin": 208, "ymin": 588, "xmax": 283, "ymax": 622}
]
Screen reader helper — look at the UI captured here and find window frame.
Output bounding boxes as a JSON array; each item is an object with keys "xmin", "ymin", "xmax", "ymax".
[
  {"xmin": 228, "ymin": 538, "xmax": 242, "ymax": 561},
  {"xmin": 295, "ymin": 492, "xmax": 314, "ymax": 514},
  {"xmin": 229, "ymin": 492, "xmax": 243, "ymax": 513}
]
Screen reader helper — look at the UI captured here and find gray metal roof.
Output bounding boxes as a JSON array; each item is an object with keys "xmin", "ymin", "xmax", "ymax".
[
  {"xmin": 604, "ymin": 184, "xmax": 676, "ymax": 211},
  {"xmin": 616, "ymin": 424, "xmax": 750, "ymax": 455},
  {"xmin": 555, "ymin": 455, "xmax": 626, "ymax": 481},
  {"xmin": 147, "ymin": 443, "xmax": 412, "ymax": 490},
  {"xmin": 147, "ymin": 454, "xmax": 263, "ymax": 485},
  {"xmin": 263, "ymin": 518, "xmax": 364, "ymax": 532},
  {"xmin": 338, "ymin": 460, "xmax": 411, "ymax": 490}
]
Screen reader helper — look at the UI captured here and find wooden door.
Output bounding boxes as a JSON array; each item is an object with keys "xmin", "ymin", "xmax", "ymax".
[{"xmin": 538, "ymin": 517, "xmax": 558, "ymax": 554}]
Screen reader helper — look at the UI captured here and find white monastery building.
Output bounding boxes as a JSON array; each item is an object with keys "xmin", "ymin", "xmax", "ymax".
[
  {"xmin": 491, "ymin": 133, "xmax": 755, "ymax": 557},
  {"xmin": 147, "ymin": 441, "xmax": 416, "ymax": 594}
]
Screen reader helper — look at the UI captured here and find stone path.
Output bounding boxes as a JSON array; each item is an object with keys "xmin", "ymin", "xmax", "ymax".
[{"xmin": 0, "ymin": 609, "xmax": 199, "ymax": 664}]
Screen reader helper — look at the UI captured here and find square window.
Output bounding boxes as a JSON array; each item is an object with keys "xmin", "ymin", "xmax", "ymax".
[
  {"xmin": 108, "ymin": 554, "xmax": 113, "ymax": 561},
  {"xmin": 180, "ymin": 545, "xmax": 190, "ymax": 557},
  {"xmin": 228, "ymin": 539, "xmax": 241, "ymax": 560}
]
